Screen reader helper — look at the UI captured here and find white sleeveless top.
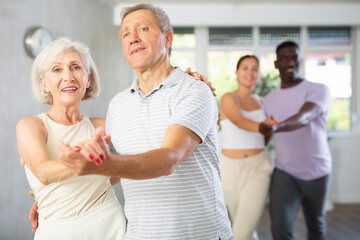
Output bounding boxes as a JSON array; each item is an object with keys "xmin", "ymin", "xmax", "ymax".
[
  {"xmin": 220, "ymin": 94, "xmax": 266, "ymax": 149},
  {"xmin": 24, "ymin": 113, "xmax": 115, "ymax": 219}
]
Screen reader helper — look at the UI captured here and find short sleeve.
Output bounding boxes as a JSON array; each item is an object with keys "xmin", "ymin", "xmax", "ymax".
[
  {"xmin": 105, "ymin": 100, "xmax": 113, "ymax": 136},
  {"xmin": 170, "ymin": 81, "xmax": 217, "ymax": 142},
  {"xmin": 306, "ymin": 83, "xmax": 331, "ymax": 113}
]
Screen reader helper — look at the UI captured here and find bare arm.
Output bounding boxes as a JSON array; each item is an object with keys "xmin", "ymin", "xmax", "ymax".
[
  {"xmin": 59, "ymin": 125, "xmax": 201, "ymax": 179},
  {"xmin": 274, "ymin": 102, "xmax": 322, "ymax": 132},
  {"xmin": 220, "ymin": 93, "xmax": 276, "ymax": 132},
  {"xmin": 259, "ymin": 102, "xmax": 323, "ymax": 137},
  {"xmin": 16, "ymin": 117, "xmax": 72, "ymax": 185}
]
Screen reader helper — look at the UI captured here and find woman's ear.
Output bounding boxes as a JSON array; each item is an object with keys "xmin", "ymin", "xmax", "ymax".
[
  {"xmin": 40, "ymin": 77, "xmax": 49, "ymax": 92},
  {"xmin": 86, "ymin": 74, "xmax": 91, "ymax": 89}
]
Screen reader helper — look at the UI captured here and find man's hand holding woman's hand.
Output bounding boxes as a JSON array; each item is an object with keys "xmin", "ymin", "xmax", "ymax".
[
  {"xmin": 263, "ymin": 113, "xmax": 278, "ymax": 126},
  {"xmin": 259, "ymin": 113, "xmax": 279, "ymax": 136},
  {"xmin": 59, "ymin": 128, "xmax": 111, "ymax": 175}
]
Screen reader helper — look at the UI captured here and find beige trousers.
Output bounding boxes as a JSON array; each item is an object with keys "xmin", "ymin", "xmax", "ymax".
[
  {"xmin": 220, "ymin": 151, "xmax": 272, "ymax": 240},
  {"xmin": 34, "ymin": 197, "xmax": 126, "ymax": 240}
]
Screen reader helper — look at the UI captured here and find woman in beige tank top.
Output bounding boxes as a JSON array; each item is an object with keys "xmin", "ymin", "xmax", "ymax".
[
  {"xmin": 219, "ymin": 55, "xmax": 277, "ymax": 240},
  {"xmin": 16, "ymin": 38, "xmax": 126, "ymax": 240},
  {"xmin": 17, "ymin": 37, "xmax": 210, "ymax": 240}
]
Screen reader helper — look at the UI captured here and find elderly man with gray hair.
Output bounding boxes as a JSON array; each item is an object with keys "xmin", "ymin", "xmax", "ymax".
[{"xmin": 58, "ymin": 3, "xmax": 233, "ymax": 240}]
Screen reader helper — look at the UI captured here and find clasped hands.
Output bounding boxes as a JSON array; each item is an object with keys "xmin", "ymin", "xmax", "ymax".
[
  {"xmin": 259, "ymin": 113, "xmax": 279, "ymax": 137},
  {"xmin": 59, "ymin": 127, "xmax": 112, "ymax": 176}
]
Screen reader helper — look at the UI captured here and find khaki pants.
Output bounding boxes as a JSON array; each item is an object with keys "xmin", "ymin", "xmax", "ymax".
[
  {"xmin": 35, "ymin": 197, "xmax": 126, "ymax": 240},
  {"xmin": 220, "ymin": 151, "xmax": 272, "ymax": 240}
]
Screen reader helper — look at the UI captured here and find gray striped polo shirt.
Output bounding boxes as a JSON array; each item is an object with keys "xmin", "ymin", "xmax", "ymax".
[{"xmin": 106, "ymin": 68, "xmax": 232, "ymax": 240}]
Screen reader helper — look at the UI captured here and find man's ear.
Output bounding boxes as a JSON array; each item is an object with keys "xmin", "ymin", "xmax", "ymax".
[
  {"xmin": 40, "ymin": 77, "xmax": 49, "ymax": 92},
  {"xmin": 165, "ymin": 30, "xmax": 173, "ymax": 48},
  {"xmin": 274, "ymin": 60, "xmax": 279, "ymax": 69}
]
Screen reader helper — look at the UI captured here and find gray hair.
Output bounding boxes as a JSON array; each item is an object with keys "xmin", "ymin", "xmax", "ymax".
[
  {"xmin": 121, "ymin": 3, "xmax": 173, "ymax": 55},
  {"xmin": 30, "ymin": 37, "xmax": 100, "ymax": 105}
]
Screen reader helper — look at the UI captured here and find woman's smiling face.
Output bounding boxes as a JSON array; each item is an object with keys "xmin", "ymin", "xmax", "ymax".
[{"xmin": 40, "ymin": 50, "xmax": 90, "ymax": 106}]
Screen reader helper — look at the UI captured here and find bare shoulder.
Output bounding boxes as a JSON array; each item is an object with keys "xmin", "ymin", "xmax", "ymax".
[
  {"xmin": 16, "ymin": 115, "xmax": 47, "ymax": 142},
  {"xmin": 220, "ymin": 92, "xmax": 235, "ymax": 103},
  {"xmin": 220, "ymin": 92, "xmax": 239, "ymax": 108},
  {"xmin": 16, "ymin": 116, "xmax": 44, "ymax": 134},
  {"xmin": 90, "ymin": 117, "xmax": 106, "ymax": 129},
  {"xmin": 220, "ymin": 92, "xmax": 237, "ymax": 118}
]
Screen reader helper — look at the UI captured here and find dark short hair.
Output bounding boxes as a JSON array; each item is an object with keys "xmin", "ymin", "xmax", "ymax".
[
  {"xmin": 236, "ymin": 55, "xmax": 259, "ymax": 70},
  {"xmin": 276, "ymin": 41, "xmax": 299, "ymax": 55}
]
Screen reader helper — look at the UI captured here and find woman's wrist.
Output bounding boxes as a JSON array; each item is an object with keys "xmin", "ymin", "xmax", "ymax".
[{"xmin": 258, "ymin": 121, "xmax": 266, "ymax": 132}]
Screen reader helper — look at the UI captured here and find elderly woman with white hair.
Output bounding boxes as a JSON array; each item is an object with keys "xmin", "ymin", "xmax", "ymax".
[{"xmin": 16, "ymin": 37, "xmax": 126, "ymax": 240}]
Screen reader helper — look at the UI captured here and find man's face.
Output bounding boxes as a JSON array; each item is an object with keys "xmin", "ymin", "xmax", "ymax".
[
  {"xmin": 119, "ymin": 9, "xmax": 172, "ymax": 71},
  {"xmin": 274, "ymin": 46, "xmax": 301, "ymax": 83}
]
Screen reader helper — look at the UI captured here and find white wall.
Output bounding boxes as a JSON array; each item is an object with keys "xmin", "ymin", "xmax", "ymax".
[
  {"xmin": 328, "ymin": 136, "xmax": 360, "ymax": 203},
  {"xmin": 0, "ymin": 0, "xmax": 132, "ymax": 239}
]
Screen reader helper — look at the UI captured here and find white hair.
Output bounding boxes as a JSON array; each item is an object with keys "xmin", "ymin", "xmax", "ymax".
[{"xmin": 30, "ymin": 37, "xmax": 100, "ymax": 105}]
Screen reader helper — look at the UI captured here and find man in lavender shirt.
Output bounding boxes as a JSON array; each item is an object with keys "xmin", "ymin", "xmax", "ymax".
[{"xmin": 259, "ymin": 41, "xmax": 332, "ymax": 240}]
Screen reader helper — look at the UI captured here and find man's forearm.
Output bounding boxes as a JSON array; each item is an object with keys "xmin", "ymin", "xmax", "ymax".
[
  {"xmin": 274, "ymin": 102, "xmax": 322, "ymax": 133},
  {"xmin": 106, "ymin": 148, "xmax": 180, "ymax": 179},
  {"xmin": 275, "ymin": 114, "xmax": 308, "ymax": 132}
]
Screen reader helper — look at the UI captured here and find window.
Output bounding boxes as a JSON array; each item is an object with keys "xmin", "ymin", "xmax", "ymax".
[
  {"xmin": 260, "ymin": 27, "xmax": 301, "ymax": 46},
  {"xmin": 209, "ymin": 27, "xmax": 252, "ymax": 46},
  {"xmin": 207, "ymin": 51, "xmax": 252, "ymax": 101},
  {"xmin": 256, "ymin": 53, "xmax": 281, "ymax": 97},
  {"xmin": 305, "ymin": 51, "xmax": 352, "ymax": 131},
  {"xmin": 306, "ymin": 27, "xmax": 352, "ymax": 131},
  {"xmin": 170, "ymin": 26, "xmax": 356, "ymax": 132},
  {"xmin": 308, "ymin": 27, "xmax": 351, "ymax": 45},
  {"xmin": 171, "ymin": 27, "xmax": 196, "ymax": 71}
]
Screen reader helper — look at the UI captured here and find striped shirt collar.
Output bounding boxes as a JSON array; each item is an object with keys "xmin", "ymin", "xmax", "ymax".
[{"xmin": 130, "ymin": 67, "xmax": 183, "ymax": 94}]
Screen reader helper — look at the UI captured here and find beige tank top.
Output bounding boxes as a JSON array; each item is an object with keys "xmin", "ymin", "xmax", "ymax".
[{"xmin": 24, "ymin": 113, "xmax": 115, "ymax": 219}]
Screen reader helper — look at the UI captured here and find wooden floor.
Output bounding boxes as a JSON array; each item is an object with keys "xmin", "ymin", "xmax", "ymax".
[{"xmin": 257, "ymin": 204, "xmax": 360, "ymax": 240}]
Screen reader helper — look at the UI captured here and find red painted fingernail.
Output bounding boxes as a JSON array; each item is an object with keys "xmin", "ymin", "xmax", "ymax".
[
  {"xmin": 74, "ymin": 146, "xmax": 80, "ymax": 150},
  {"xmin": 100, "ymin": 154, "xmax": 104, "ymax": 160},
  {"xmin": 95, "ymin": 159, "xmax": 101, "ymax": 165},
  {"xmin": 89, "ymin": 155, "xmax": 94, "ymax": 161}
]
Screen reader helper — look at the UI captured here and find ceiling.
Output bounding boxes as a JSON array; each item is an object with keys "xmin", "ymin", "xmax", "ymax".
[{"xmin": 101, "ymin": 0, "xmax": 360, "ymax": 5}]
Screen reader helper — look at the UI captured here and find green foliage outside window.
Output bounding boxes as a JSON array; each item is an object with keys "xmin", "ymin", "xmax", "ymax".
[
  {"xmin": 253, "ymin": 70, "xmax": 281, "ymax": 97},
  {"xmin": 328, "ymin": 99, "xmax": 351, "ymax": 131}
]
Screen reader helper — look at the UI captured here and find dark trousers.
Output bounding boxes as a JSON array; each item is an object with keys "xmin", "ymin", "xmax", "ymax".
[{"xmin": 269, "ymin": 168, "xmax": 330, "ymax": 240}]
